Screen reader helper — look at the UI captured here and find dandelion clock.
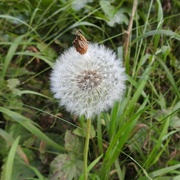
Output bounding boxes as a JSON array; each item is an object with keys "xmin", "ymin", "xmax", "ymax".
[
  {"xmin": 50, "ymin": 31, "xmax": 126, "ymax": 119},
  {"xmin": 50, "ymin": 30, "xmax": 126, "ymax": 180}
]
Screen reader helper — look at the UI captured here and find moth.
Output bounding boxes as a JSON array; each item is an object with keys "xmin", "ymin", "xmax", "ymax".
[{"xmin": 72, "ymin": 29, "xmax": 88, "ymax": 54}]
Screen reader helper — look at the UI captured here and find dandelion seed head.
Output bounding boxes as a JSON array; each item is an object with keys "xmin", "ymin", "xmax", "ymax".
[{"xmin": 50, "ymin": 43, "xmax": 126, "ymax": 118}]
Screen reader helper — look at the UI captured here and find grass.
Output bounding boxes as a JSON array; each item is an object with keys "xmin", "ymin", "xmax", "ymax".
[{"xmin": 0, "ymin": 0, "xmax": 180, "ymax": 179}]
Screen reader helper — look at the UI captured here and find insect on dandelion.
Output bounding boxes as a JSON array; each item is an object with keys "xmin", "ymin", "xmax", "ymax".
[{"xmin": 72, "ymin": 29, "xmax": 88, "ymax": 54}]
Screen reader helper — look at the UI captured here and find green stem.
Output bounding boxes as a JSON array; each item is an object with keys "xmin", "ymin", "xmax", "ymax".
[{"xmin": 84, "ymin": 118, "xmax": 91, "ymax": 180}]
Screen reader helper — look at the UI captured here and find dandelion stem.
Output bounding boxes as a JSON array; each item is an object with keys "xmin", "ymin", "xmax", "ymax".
[{"xmin": 84, "ymin": 118, "xmax": 91, "ymax": 180}]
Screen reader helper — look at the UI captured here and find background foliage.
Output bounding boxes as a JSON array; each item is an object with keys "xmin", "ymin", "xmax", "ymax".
[{"xmin": 0, "ymin": 0, "xmax": 180, "ymax": 179}]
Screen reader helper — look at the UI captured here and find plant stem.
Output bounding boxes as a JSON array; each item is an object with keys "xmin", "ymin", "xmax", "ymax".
[
  {"xmin": 124, "ymin": 0, "xmax": 138, "ymax": 73},
  {"xmin": 84, "ymin": 118, "xmax": 91, "ymax": 180}
]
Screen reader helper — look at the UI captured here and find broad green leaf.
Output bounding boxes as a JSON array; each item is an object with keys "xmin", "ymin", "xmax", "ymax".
[
  {"xmin": 49, "ymin": 154, "xmax": 83, "ymax": 180},
  {"xmin": 170, "ymin": 116, "xmax": 180, "ymax": 129},
  {"xmin": 99, "ymin": 0, "xmax": 115, "ymax": 19},
  {"xmin": 100, "ymin": 1, "xmax": 129, "ymax": 27},
  {"xmin": 7, "ymin": 78, "xmax": 20, "ymax": 89},
  {"xmin": 64, "ymin": 130, "xmax": 82, "ymax": 156},
  {"xmin": 107, "ymin": 8, "xmax": 129, "ymax": 27}
]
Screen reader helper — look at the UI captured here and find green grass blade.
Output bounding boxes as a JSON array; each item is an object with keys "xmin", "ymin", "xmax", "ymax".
[
  {"xmin": 100, "ymin": 103, "xmax": 149, "ymax": 179},
  {"xmin": 29, "ymin": 166, "xmax": 48, "ymax": 180},
  {"xmin": 79, "ymin": 154, "xmax": 103, "ymax": 180},
  {"xmin": 2, "ymin": 35, "xmax": 25, "ymax": 79},
  {"xmin": 3, "ymin": 136, "xmax": 20, "ymax": 180},
  {"xmin": 15, "ymin": 52, "xmax": 54, "ymax": 67},
  {"xmin": 144, "ymin": 117, "xmax": 170, "ymax": 168},
  {"xmin": 132, "ymin": 30, "xmax": 180, "ymax": 45},
  {"xmin": 0, "ymin": 107, "xmax": 64, "ymax": 151},
  {"xmin": 140, "ymin": 164, "xmax": 180, "ymax": 180},
  {"xmin": 19, "ymin": 90, "xmax": 52, "ymax": 100},
  {"xmin": 0, "ymin": 15, "xmax": 38, "ymax": 35},
  {"xmin": 158, "ymin": 58, "xmax": 180, "ymax": 99}
]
